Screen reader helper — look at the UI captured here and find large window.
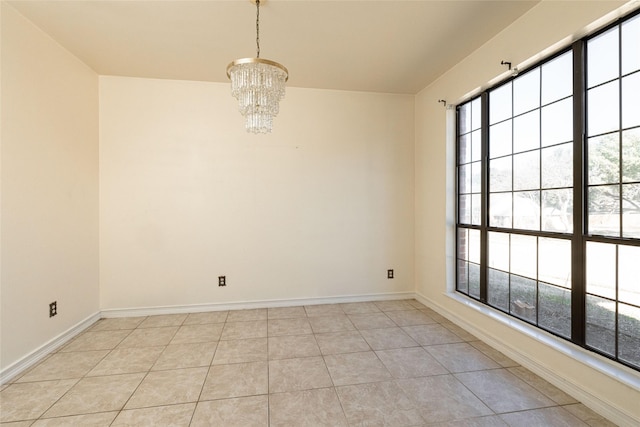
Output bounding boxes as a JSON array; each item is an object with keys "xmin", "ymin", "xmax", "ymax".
[{"xmin": 456, "ymin": 11, "xmax": 640, "ymax": 371}]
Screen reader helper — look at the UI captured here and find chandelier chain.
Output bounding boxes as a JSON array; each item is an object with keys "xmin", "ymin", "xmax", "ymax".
[{"xmin": 256, "ymin": 0, "xmax": 260, "ymax": 58}]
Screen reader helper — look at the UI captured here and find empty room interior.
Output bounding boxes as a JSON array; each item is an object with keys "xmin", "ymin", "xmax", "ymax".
[{"xmin": 2, "ymin": 0, "xmax": 640, "ymax": 425}]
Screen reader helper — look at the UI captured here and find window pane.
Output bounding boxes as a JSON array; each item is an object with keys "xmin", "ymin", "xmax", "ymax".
[
  {"xmin": 513, "ymin": 68, "xmax": 540, "ymax": 115},
  {"xmin": 619, "ymin": 303, "xmax": 640, "ymax": 368},
  {"xmin": 588, "ymin": 133, "xmax": 620, "ymax": 185},
  {"xmin": 459, "ymin": 194, "xmax": 470, "ymax": 224},
  {"xmin": 587, "ymin": 26, "xmax": 619, "ymax": 88},
  {"xmin": 622, "ymin": 15, "xmax": 640, "ymax": 75},
  {"xmin": 490, "ymin": 120, "xmax": 512, "ymax": 159},
  {"xmin": 488, "ymin": 231, "xmax": 509, "ymax": 272},
  {"xmin": 459, "ymin": 103, "xmax": 471, "ymax": 135},
  {"xmin": 619, "ymin": 245, "xmax": 640, "ymax": 306},
  {"xmin": 622, "ymin": 73, "xmax": 640, "ymax": 129},
  {"xmin": 542, "ymin": 51, "xmax": 572, "ymax": 105},
  {"xmin": 471, "ymin": 162, "xmax": 481, "ymax": 193},
  {"xmin": 542, "ymin": 189, "xmax": 573, "ymax": 233},
  {"xmin": 490, "ymin": 83, "xmax": 512, "ymax": 125},
  {"xmin": 510, "ymin": 275, "xmax": 537, "ymax": 323},
  {"xmin": 538, "ymin": 283, "xmax": 571, "ymax": 338},
  {"xmin": 488, "ymin": 268, "xmax": 509, "ymax": 312},
  {"xmin": 469, "ymin": 263, "xmax": 481, "ymax": 299},
  {"xmin": 468, "ymin": 229, "xmax": 481, "ymax": 264},
  {"xmin": 622, "ymin": 183, "xmax": 640, "ymax": 238},
  {"xmin": 490, "ymin": 156, "xmax": 512, "ymax": 193},
  {"xmin": 622, "ymin": 128, "xmax": 640, "ymax": 182},
  {"xmin": 457, "ymin": 228, "xmax": 468, "ymax": 260},
  {"xmin": 588, "ymin": 185, "xmax": 620, "ymax": 236},
  {"xmin": 513, "ymin": 151, "xmax": 540, "ymax": 191},
  {"xmin": 471, "ymin": 194, "xmax": 481, "ymax": 226},
  {"xmin": 471, "ymin": 98, "xmax": 482, "ymax": 131},
  {"xmin": 510, "ymin": 234, "xmax": 537, "ymax": 279},
  {"xmin": 513, "ymin": 191, "xmax": 540, "ymax": 231},
  {"xmin": 459, "ymin": 164, "xmax": 471, "ymax": 194},
  {"xmin": 586, "ymin": 295, "xmax": 616, "ymax": 356},
  {"xmin": 471, "ymin": 129, "xmax": 482, "ymax": 162},
  {"xmin": 542, "ymin": 143, "xmax": 572, "ymax": 189},
  {"xmin": 541, "ymin": 98, "xmax": 573, "ymax": 146},
  {"xmin": 539, "ymin": 237, "xmax": 571, "ymax": 288},
  {"xmin": 588, "ymin": 81, "xmax": 620, "ymax": 136},
  {"xmin": 513, "ymin": 110, "xmax": 540, "ymax": 153},
  {"xmin": 457, "ymin": 260, "xmax": 468, "ymax": 294},
  {"xmin": 586, "ymin": 242, "xmax": 616, "ymax": 299},
  {"xmin": 459, "ymin": 133, "xmax": 470, "ymax": 165},
  {"xmin": 490, "ymin": 193, "xmax": 512, "ymax": 228}
]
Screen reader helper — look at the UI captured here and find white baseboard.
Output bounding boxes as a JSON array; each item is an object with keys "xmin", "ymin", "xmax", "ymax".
[
  {"xmin": 0, "ymin": 312, "xmax": 101, "ymax": 385},
  {"xmin": 414, "ymin": 291, "xmax": 640, "ymax": 427},
  {"xmin": 100, "ymin": 291, "xmax": 416, "ymax": 318}
]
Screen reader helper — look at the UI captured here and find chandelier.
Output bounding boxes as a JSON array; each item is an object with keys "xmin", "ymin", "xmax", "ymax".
[{"xmin": 226, "ymin": 0, "xmax": 288, "ymax": 134}]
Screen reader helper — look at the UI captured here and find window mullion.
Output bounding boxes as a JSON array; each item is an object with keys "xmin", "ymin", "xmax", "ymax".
[{"xmin": 480, "ymin": 92, "xmax": 489, "ymax": 303}]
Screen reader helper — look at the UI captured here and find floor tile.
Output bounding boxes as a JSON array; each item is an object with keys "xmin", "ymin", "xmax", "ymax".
[
  {"xmin": 376, "ymin": 347, "xmax": 448, "ymax": 378},
  {"xmin": 151, "ymin": 342, "xmax": 217, "ymax": 370},
  {"xmin": 170, "ymin": 323, "xmax": 223, "ymax": 344},
  {"xmin": 191, "ymin": 396, "xmax": 268, "ymax": 427},
  {"xmin": 374, "ymin": 300, "xmax": 415, "ymax": 312},
  {"xmin": 88, "ymin": 347, "xmax": 164, "ymax": 376},
  {"xmin": 563, "ymin": 403, "xmax": 618, "ymax": 427},
  {"xmin": 455, "ymin": 369, "xmax": 555, "ymax": 413},
  {"xmin": 407, "ymin": 300, "xmax": 428, "ymax": 310},
  {"xmin": 111, "ymin": 403, "xmax": 195, "ymax": 426},
  {"xmin": 226, "ymin": 308, "xmax": 267, "ymax": 322},
  {"xmin": 348, "ymin": 312, "xmax": 396, "ymax": 330},
  {"xmin": 336, "ymin": 380, "xmax": 425, "ymax": 426},
  {"xmin": 43, "ymin": 374, "xmax": 144, "ymax": 418},
  {"xmin": 269, "ymin": 388, "xmax": 348, "ymax": 426},
  {"xmin": 385, "ymin": 309, "xmax": 437, "ymax": 326},
  {"xmin": 402, "ymin": 324, "xmax": 465, "ymax": 346},
  {"xmin": 125, "ymin": 367, "xmax": 207, "ymax": 409},
  {"xmin": 267, "ymin": 306, "xmax": 307, "ymax": 319},
  {"xmin": 117, "ymin": 327, "xmax": 178, "ymax": 348},
  {"xmin": 397, "ymin": 375, "xmax": 493, "ymax": 423},
  {"xmin": 315, "ymin": 331, "xmax": 371, "ymax": 355},
  {"xmin": 89, "ymin": 317, "xmax": 145, "ymax": 331},
  {"xmin": 268, "ymin": 334, "xmax": 321, "ymax": 359},
  {"xmin": 138, "ymin": 314, "xmax": 187, "ymax": 328},
  {"xmin": 0, "ymin": 380, "xmax": 78, "ymax": 423},
  {"xmin": 267, "ymin": 318, "xmax": 312, "ymax": 336},
  {"xmin": 425, "ymin": 343, "xmax": 501, "ymax": 373},
  {"xmin": 308, "ymin": 315, "xmax": 355, "ymax": 333},
  {"xmin": 269, "ymin": 356, "xmax": 333, "ymax": 393},
  {"xmin": 304, "ymin": 303, "xmax": 345, "ymax": 317},
  {"xmin": 441, "ymin": 321, "xmax": 477, "ymax": 341},
  {"xmin": 340, "ymin": 301, "xmax": 381, "ymax": 314},
  {"xmin": 220, "ymin": 320, "xmax": 267, "ymax": 340},
  {"xmin": 16, "ymin": 350, "xmax": 108, "ymax": 382},
  {"xmin": 200, "ymin": 361, "xmax": 268, "ymax": 400},
  {"xmin": 324, "ymin": 351, "xmax": 392, "ymax": 386},
  {"xmin": 184, "ymin": 311, "xmax": 228, "ymax": 325},
  {"xmin": 499, "ymin": 406, "xmax": 589, "ymax": 426},
  {"xmin": 59, "ymin": 330, "xmax": 130, "ymax": 352},
  {"xmin": 212, "ymin": 338, "xmax": 268, "ymax": 364},
  {"xmin": 420, "ymin": 307, "xmax": 449, "ymax": 323},
  {"xmin": 427, "ymin": 415, "xmax": 508, "ymax": 426},
  {"xmin": 32, "ymin": 411, "xmax": 118, "ymax": 426},
  {"xmin": 508, "ymin": 366, "xmax": 578, "ymax": 405},
  {"xmin": 468, "ymin": 341, "xmax": 519, "ymax": 368},
  {"xmin": 360, "ymin": 327, "xmax": 419, "ymax": 350}
]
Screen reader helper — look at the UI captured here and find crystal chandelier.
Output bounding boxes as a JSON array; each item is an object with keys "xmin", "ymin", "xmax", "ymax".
[{"xmin": 227, "ymin": 0, "xmax": 288, "ymax": 133}]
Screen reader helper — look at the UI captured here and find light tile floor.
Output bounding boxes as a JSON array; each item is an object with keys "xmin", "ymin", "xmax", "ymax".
[{"xmin": 0, "ymin": 299, "xmax": 617, "ymax": 426}]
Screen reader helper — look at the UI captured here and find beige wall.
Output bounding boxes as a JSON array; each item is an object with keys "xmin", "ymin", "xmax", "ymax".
[
  {"xmin": 415, "ymin": 0, "xmax": 639, "ymax": 424},
  {"xmin": 99, "ymin": 76, "xmax": 415, "ymax": 310},
  {"xmin": 1, "ymin": 3, "xmax": 99, "ymax": 370}
]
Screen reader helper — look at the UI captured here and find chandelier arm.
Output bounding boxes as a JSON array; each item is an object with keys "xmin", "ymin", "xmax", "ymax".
[{"xmin": 256, "ymin": 0, "xmax": 260, "ymax": 58}]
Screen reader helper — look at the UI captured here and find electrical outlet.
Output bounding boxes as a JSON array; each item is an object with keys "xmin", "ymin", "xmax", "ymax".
[
  {"xmin": 49, "ymin": 301, "xmax": 57, "ymax": 317},
  {"xmin": 218, "ymin": 276, "xmax": 226, "ymax": 287},
  {"xmin": 387, "ymin": 269, "xmax": 394, "ymax": 279}
]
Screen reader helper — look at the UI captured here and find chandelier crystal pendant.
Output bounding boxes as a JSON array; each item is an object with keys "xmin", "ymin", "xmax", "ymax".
[{"xmin": 227, "ymin": 0, "xmax": 288, "ymax": 134}]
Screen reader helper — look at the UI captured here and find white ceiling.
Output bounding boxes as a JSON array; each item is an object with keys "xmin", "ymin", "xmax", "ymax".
[{"xmin": 8, "ymin": 0, "xmax": 540, "ymax": 94}]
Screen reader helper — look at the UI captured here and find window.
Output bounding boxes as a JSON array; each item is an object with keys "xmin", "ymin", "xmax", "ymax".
[{"xmin": 456, "ymin": 11, "xmax": 640, "ymax": 371}]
